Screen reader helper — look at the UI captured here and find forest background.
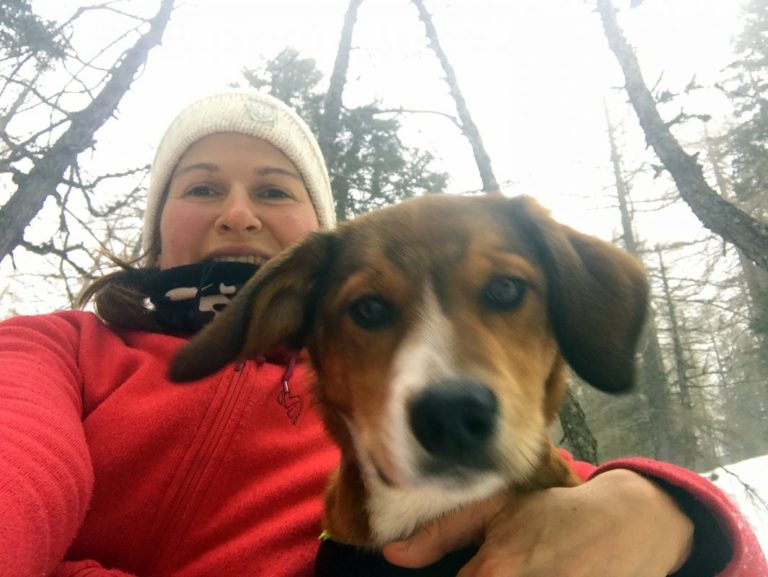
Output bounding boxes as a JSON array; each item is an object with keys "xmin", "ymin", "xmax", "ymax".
[{"xmin": 1, "ymin": 0, "xmax": 767, "ymax": 501}]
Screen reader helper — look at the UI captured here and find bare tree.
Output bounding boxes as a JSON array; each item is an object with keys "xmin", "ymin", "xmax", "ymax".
[
  {"xmin": 411, "ymin": 0, "xmax": 498, "ymax": 193},
  {"xmin": 704, "ymin": 132, "xmax": 768, "ymax": 404},
  {"xmin": 559, "ymin": 388, "xmax": 598, "ymax": 464},
  {"xmin": 318, "ymin": 0, "xmax": 363, "ymax": 168},
  {"xmin": 318, "ymin": 0, "xmax": 365, "ymax": 222},
  {"xmin": 0, "ymin": 0, "xmax": 175, "ymax": 272},
  {"xmin": 596, "ymin": 0, "xmax": 768, "ymax": 271},
  {"xmin": 705, "ymin": 134, "xmax": 768, "ymax": 342},
  {"xmin": 604, "ymin": 105, "xmax": 679, "ymax": 462}
]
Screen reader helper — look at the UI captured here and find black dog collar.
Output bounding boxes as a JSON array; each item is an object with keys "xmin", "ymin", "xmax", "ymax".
[{"xmin": 315, "ymin": 538, "xmax": 477, "ymax": 576}]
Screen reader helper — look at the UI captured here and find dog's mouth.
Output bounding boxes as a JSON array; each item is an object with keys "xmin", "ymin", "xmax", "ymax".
[
  {"xmin": 421, "ymin": 451, "xmax": 498, "ymax": 478},
  {"xmin": 368, "ymin": 441, "xmax": 500, "ymax": 490}
]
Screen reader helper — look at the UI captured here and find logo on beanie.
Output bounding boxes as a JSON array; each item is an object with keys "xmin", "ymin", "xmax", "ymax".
[{"xmin": 246, "ymin": 97, "xmax": 278, "ymax": 126}]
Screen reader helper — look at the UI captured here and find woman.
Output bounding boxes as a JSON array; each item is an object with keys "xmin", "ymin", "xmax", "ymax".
[{"xmin": 0, "ymin": 91, "xmax": 764, "ymax": 577}]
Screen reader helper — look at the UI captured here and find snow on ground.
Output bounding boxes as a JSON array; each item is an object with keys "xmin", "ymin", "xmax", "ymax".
[{"xmin": 705, "ymin": 454, "xmax": 768, "ymax": 555}]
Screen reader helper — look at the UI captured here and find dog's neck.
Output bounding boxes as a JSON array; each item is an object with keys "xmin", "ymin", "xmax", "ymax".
[
  {"xmin": 322, "ymin": 455, "xmax": 372, "ymax": 545},
  {"xmin": 364, "ymin": 471, "xmax": 507, "ymax": 546}
]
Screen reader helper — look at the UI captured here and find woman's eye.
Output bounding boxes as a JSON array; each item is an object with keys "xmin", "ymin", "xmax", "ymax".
[
  {"xmin": 185, "ymin": 185, "xmax": 218, "ymax": 198},
  {"xmin": 258, "ymin": 187, "xmax": 291, "ymax": 200}
]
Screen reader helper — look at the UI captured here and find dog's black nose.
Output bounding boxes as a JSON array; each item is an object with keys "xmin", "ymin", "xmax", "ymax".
[{"xmin": 409, "ymin": 379, "xmax": 498, "ymax": 468}]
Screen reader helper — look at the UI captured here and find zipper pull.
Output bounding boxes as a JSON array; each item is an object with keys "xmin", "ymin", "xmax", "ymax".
[{"xmin": 277, "ymin": 354, "xmax": 303, "ymax": 424}]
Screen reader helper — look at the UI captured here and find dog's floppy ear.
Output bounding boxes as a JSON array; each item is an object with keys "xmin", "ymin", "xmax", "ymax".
[
  {"xmin": 508, "ymin": 196, "xmax": 649, "ymax": 393},
  {"xmin": 168, "ymin": 231, "xmax": 337, "ymax": 382}
]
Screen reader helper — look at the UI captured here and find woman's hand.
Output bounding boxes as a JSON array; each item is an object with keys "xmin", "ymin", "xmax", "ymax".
[{"xmin": 382, "ymin": 469, "xmax": 694, "ymax": 577}]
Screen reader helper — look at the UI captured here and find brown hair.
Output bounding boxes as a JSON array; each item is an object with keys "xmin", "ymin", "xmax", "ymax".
[{"xmin": 77, "ymin": 221, "xmax": 167, "ymax": 332}]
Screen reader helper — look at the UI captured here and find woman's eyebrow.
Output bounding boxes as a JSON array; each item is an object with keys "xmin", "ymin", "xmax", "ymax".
[
  {"xmin": 173, "ymin": 162, "xmax": 218, "ymax": 178},
  {"xmin": 256, "ymin": 166, "xmax": 302, "ymax": 181},
  {"xmin": 171, "ymin": 163, "xmax": 301, "ymax": 181}
]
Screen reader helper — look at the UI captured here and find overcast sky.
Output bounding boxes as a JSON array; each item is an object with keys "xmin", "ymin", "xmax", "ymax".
[
  {"xmin": 8, "ymin": 0, "xmax": 748, "ymax": 313},
  {"xmin": 34, "ymin": 0, "xmax": 746, "ymax": 238}
]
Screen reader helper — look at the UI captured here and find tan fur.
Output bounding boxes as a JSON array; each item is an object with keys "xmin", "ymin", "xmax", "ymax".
[{"xmin": 170, "ymin": 194, "xmax": 649, "ymax": 547}]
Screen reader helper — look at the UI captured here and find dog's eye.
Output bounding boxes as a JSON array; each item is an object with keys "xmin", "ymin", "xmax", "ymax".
[
  {"xmin": 348, "ymin": 295, "xmax": 395, "ymax": 330},
  {"xmin": 483, "ymin": 276, "xmax": 527, "ymax": 311}
]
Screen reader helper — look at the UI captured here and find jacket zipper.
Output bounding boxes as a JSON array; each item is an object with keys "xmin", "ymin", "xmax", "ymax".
[{"xmin": 145, "ymin": 361, "xmax": 250, "ymax": 575}]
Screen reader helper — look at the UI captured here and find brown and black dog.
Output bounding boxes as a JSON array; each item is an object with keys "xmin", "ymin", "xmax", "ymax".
[{"xmin": 169, "ymin": 194, "xmax": 648, "ymax": 574}]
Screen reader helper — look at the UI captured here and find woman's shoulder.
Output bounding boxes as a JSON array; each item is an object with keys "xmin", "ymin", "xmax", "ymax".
[
  {"xmin": 2, "ymin": 309, "xmax": 107, "ymax": 335},
  {"xmin": 0, "ymin": 310, "xmax": 179, "ymax": 348}
]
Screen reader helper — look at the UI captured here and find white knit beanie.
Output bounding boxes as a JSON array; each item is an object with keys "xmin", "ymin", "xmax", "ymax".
[{"xmin": 141, "ymin": 91, "xmax": 335, "ymax": 255}]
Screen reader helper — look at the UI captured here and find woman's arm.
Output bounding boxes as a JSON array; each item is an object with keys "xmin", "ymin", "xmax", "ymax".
[
  {"xmin": 0, "ymin": 314, "xmax": 95, "ymax": 577},
  {"xmin": 383, "ymin": 453, "xmax": 767, "ymax": 577},
  {"xmin": 591, "ymin": 457, "xmax": 767, "ymax": 577},
  {"xmin": 51, "ymin": 560, "xmax": 137, "ymax": 576}
]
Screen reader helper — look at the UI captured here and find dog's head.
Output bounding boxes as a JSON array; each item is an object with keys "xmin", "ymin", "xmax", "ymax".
[{"xmin": 170, "ymin": 195, "xmax": 647, "ymax": 493}]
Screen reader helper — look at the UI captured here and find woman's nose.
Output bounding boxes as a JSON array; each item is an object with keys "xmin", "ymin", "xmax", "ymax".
[{"xmin": 215, "ymin": 190, "xmax": 262, "ymax": 234}]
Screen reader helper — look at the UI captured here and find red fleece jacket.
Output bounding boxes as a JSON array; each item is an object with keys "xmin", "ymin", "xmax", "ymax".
[{"xmin": 0, "ymin": 311, "xmax": 764, "ymax": 577}]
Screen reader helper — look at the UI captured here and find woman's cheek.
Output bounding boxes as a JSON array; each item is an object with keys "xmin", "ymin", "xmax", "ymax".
[
  {"xmin": 159, "ymin": 201, "xmax": 215, "ymax": 267},
  {"xmin": 272, "ymin": 208, "xmax": 320, "ymax": 248}
]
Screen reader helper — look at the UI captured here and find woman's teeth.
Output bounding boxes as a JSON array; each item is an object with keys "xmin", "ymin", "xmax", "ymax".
[{"xmin": 213, "ymin": 256, "xmax": 266, "ymax": 265}]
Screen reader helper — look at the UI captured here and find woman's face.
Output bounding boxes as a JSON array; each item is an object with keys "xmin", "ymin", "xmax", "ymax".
[{"xmin": 158, "ymin": 132, "xmax": 320, "ymax": 270}]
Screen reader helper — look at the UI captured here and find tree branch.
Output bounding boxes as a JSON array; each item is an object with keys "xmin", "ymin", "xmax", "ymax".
[
  {"xmin": 411, "ymin": 0, "xmax": 498, "ymax": 193},
  {"xmin": 596, "ymin": 0, "xmax": 768, "ymax": 271},
  {"xmin": 0, "ymin": 0, "xmax": 175, "ymax": 263}
]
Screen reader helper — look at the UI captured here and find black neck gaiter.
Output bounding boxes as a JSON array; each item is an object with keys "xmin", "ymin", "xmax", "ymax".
[{"xmin": 143, "ymin": 261, "xmax": 258, "ymax": 334}]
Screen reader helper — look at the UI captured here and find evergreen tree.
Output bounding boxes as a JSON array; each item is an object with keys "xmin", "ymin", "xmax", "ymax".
[
  {"xmin": 0, "ymin": 0, "xmax": 67, "ymax": 63},
  {"xmin": 241, "ymin": 48, "xmax": 448, "ymax": 221},
  {"xmin": 720, "ymin": 0, "xmax": 768, "ymax": 212}
]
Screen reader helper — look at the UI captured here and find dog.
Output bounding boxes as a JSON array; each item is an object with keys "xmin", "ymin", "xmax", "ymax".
[{"xmin": 169, "ymin": 194, "xmax": 648, "ymax": 575}]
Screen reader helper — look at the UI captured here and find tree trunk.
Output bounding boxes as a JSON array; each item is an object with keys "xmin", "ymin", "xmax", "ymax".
[
  {"xmin": 705, "ymin": 133, "xmax": 768, "ymax": 402},
  {"xmin": 605, "ymin": 105, "xmax": 678, "ymax": 462},
  {"xmin": 596, "ymin": 0, "xmax": 768, "ymax": 272},
  {"xmin": 656, "ymin": 251, "xmax": 692, "ymax": 409},
  {"xmin": 0, "ymin": 0, "xmax": 175, "ymax": 263},
  {"xmin": 656, "ymin": 248, "xmax": 699, "ymax": 469},
  {"xmin": 318, "ymin": 0, "xmax": 364, "ymax": 187},
  {"xmin": 411, "ymin": 0, "xmax": 498, "ymax": 193},
  {"xmin": 638, "ymin": 322, "xmax": 677, "ymax": 462},
  {"xmin": 559, "ymin": 388, "xmax": 598, "ymax": 464},
  {"xmin": 604, "ymin": 104, "xmax": 642, "ymax": 256}
]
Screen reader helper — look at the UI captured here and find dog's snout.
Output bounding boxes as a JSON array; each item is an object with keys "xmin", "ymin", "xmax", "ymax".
[{"xmin": 409, "ymin": 379, "xmax": 498, "ymax": 468}]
